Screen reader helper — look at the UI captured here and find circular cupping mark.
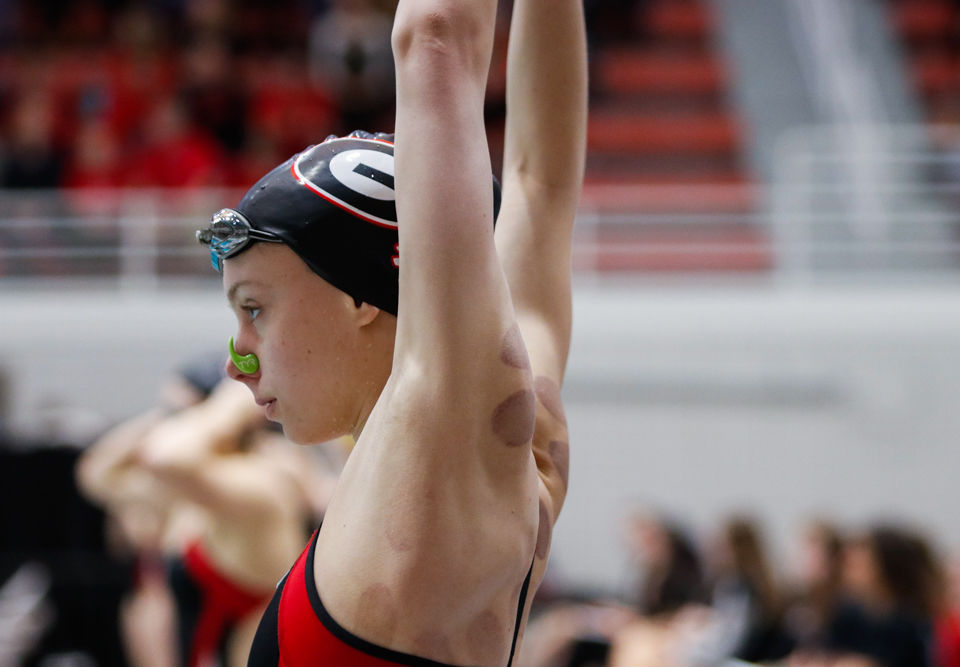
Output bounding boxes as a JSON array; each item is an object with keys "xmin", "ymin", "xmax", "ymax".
[
  {"xmin": 492, "ymin": 389, "xmax": 536, "ymax": 447},
  {"xmin": 500, "ymin": 324, "xmax": 531, "ymax": 370},
  {"xmin": 535, "ymin": 376, "xmax": 566, "ymax": 424}
]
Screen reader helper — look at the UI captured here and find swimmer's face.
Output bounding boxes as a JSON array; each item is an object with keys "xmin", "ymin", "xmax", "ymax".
[{"xmin": 223, "ymin": 243, "xmax": 372, "ymax": 444}]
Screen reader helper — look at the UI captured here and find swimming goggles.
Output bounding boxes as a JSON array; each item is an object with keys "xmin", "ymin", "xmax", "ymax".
[{"xmin": 196, "ymin": 208, "xmax": 283, "ymax": 272}]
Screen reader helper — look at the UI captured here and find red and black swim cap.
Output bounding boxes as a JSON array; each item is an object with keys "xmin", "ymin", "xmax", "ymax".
[{"xmin": 224, "ymin": 130, "xmax": 501, "ymax": 316}]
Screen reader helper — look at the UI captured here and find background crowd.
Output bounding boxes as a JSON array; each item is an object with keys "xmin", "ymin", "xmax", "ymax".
[
  {"xmin": 5, "ymin": 376, "xmax": 960, "ymax": 667},
  {"xmin": 518, "ymin": 512, "xmax": 960, "ymax": 667},
  {"xmin": 0, "ymin": 0, "xmax": 403, "ymax": 191},
  {"xmin": 0, "ymin": 0, "xmax": 658, "ymax": 190}
]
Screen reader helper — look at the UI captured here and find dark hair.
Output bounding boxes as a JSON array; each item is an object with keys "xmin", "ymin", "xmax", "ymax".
[
  {"xmin": 724, "ymin": 516, "xmax": 784, "ymax": 622},
  {"xmin": 637, "ymin": 519, "xmax": 708, "ymax": 616},
  {"xmin": 866, "ymin": 524, "xmax": 946, "ymax": 617}
]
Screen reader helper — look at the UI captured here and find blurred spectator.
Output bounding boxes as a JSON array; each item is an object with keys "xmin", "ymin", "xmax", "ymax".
[
  {"xmin": 126, "ymin": 94, "xmax": 224, "ymax": 187},
  {"xmin": 1, "ymin": 91, "xmax": 64, "ymax": 188},
  {"xmin": 244, "ymin": 52, "xmax": 338, "ymax": 165},
  {"xmin": 183, "ymin": 0, "xmax": 229, "ymax": 37},
  {"xmin": 518, "ymin": 510, "xmax": 709, "ymax": 667},
  {"xmin": 308, "ymin": 0, "xmax": 394, "ymax": 132},
  {"xmin": 0, "ymin": 0, "xmax": 13, "ymax": 47},
  {"xmin": 0, "ymin": 88, "xmax": 74, "ymax": 274},
  {"xmin": 784, "ymin": 519, "xmax": 846, "ymax": 651},
  {"xmin": 815, "ymin": 524, "xmax": 944, "ymax": 667},
  {"xmin": 605, "ymin": 512, "xmax": 713, "ymax": 667},
  {"xmin": 692, "ymin": 515, "xmax": 794, "ymax": 664},
  {"xmin": 229, "ymin": 0, "xmax": 313, "ymax": 53},
  {"xmin": 77, "ymin": 353, "xmax": 341, "ymax": 667},
  {"xmin": 105, "ymin": 3, "xmax": 180, "ymax": 142},
  {"xmin": 628, "ymin": 510, "xmax": 710, "ymax": 618},
  {"xmin": 63, "ymin": 116, "xmax": 125, "ymax": 189},
  {"xmin": 0, "ymin": 0, "xmax": 515, "ymax": 192},
  {"xmin": 518, "ymin": 601, "xmax": 635, "ymax": 667},
  {"xmin": 180, "ymin": 34, "xmax": 249, "ymax": 153}
]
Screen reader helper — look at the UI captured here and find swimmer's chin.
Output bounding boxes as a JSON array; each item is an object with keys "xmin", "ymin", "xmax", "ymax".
[{"xmin": 277, "ymin": 419, "xmax": 351, "ymax": 448}]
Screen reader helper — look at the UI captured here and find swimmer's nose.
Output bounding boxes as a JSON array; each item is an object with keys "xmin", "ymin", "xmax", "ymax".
[{"xmin": 227, "ymin": 336, "xmax": 260, "ymax": 376}]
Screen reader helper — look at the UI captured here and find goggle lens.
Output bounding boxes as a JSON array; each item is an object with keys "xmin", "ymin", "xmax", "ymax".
[{"xmin": 196, "ymin": 209, "xmax": 281, "ymax": 273}]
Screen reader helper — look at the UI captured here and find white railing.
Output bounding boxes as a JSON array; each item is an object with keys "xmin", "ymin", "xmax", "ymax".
[
  {"xmin": 770, "ymin": 123, "xmax": 960, "ymax": 281},
  {"xmin": 1, "ymin": 126, "xmax": 959, "ymax": 285},
  {"xmin": 0, "ymin": 187, "xmax": 245, "ymax": 288}
]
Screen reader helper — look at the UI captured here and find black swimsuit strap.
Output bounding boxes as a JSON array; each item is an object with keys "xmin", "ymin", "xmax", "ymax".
[
  {"xmin": 308, "ymin": 522, "xmax": 535, "ymax": 667},
  {"xmin": 506, "ymin": 559, "xmax": 535, "ymax": 667}
]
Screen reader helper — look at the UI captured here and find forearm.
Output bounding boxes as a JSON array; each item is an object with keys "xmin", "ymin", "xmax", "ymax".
[
  {"xmin": 502, "ymin": 0, "xmax": 588, "ymax": 200},
  {"xmin": 140, "ymin": 379, "xmax": 263, "ymax": 472},
  {"xmin": 137, "ymin": 384, "xmax": 282, "ymax": 518},
  {"xmin": 495, "ymin": 0, "xmax": 587, "ymax": 374},
  {"xmin": 76, "ymin": 409, "xmax": 166, "ymax": 505}
]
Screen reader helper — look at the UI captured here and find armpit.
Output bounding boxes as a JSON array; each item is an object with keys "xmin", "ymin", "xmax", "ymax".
[{"xmin": 548, "ymin": 440, "xmax": 569, "ymax": 490}]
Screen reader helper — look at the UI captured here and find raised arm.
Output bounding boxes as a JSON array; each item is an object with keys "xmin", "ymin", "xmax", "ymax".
[
  {"xmin": 391, "ymin": 0, "xmax": 510, "ymax": 371},
  {"xmin": 76, "ymin": 371, "xmax": 209, "ymax": 507},
  {"xmin": 496, "ymin": 0, "xmax": 588, "ymax": 383},
  {"xmin": 76, "ymin": 408, "xmax": 168, "ymax": 507},
  {"xmin": 138, "ymin": 379, "xmax": 296, "ymax": 520},
  {"xmin": 494, "ymin": 0, "xmax": 586, "ymax": 525}
]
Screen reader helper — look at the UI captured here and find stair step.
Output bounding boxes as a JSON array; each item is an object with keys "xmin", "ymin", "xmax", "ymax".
[
  {"xmin": 580, "ymin": 182, "xmax": 758, "ymax": 213},
  {"xmin": 643, "ymin": 0, "xmax": 716, "ymax": 40},
  {"xmin": 597, "ymin": 49, "xmax": 728, "ymax": 96},
  {"xmin": 573, "ymin": 229, "xmax": 772, "ymax": 273},
  {"xmin": 588, "ymin": 110, "xmax": 741, "ymax": 153},
  {"xmin": 582, "ymin": 0, "xmax": 754, "ymax": 202},
  {"xmin": 585, "ymin": 152, "xmax": 741, "ymax": 183},
  {"xmin": 583, "ymin": 168, "xmax": 750, "ymax": 186},
  {"xmin": 891, "ymin": 0, "xmax": 959, "ymax": 40},
  {"xmin": 910, "ymin": 53, "xmax": 960, "ymax": 94},
  {"xmin": 593, "ymin": 94, "xmax": 727, "ymax": 115}
]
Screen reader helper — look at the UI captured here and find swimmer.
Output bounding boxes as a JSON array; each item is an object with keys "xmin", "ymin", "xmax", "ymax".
[
  {"xmin": 77, "ymin": 362, "xmax": 333, "ymax": 667},
  {"xmin": 196, "ymin": 0, "xmax": 586, "ymax": 663}
]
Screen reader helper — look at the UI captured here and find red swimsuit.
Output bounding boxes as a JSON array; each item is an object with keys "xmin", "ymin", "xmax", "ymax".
[
  {"xmin": 169, "ymin": 540, "xmax": 273, "ymax": 667},
  {"xmin": 247, "ymin": 528, "xmax": 533, "ymax": 666}
]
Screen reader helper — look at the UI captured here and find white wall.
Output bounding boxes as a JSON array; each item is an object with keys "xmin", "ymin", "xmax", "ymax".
[{"xmin": 5, "ymin": 278, "xmax": 960, "ymax": 594}]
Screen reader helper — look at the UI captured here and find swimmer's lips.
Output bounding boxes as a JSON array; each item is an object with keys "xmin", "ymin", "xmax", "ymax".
[{"xmin": 252, "ymin": 394, "xmax": 278, "ymax": 418}]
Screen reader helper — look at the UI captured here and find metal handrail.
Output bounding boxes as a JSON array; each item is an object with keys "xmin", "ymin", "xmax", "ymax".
[{"xmin": 1, "ymin": 128, "xmax": 959, "ymax": 282}]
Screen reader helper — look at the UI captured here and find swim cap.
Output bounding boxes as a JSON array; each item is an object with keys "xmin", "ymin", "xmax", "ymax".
[{"xmin": 217, "ymin": 130, "xmax": 501, "ymax": 316}]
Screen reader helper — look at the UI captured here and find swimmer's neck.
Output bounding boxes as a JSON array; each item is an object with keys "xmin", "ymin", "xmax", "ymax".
[
  {"xmin": 350, "ymin": 376, "xmax": 389, "ymax": 442},
  {"xmin": 346, "ymin": 314, "xmax": 396, "ymax": 443}
]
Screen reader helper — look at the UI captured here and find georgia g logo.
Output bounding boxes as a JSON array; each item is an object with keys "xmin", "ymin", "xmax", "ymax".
[{"xmin": 291, "ymin": 138, "xmax": 398, "ymax": 229}]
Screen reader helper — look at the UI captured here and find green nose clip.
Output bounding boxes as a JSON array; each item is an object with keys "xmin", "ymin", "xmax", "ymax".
[{"xmin": 228, "ymin": 337, "xmax": 260, "ymax": 374}]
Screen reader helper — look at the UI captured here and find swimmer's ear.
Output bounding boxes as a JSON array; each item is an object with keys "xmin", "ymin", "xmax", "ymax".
[{"xmin": 346, "ymin": 294, "xmax": 381, "ymax": 328}]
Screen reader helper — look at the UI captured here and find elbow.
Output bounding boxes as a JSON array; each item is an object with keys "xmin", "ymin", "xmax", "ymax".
[
  {"xmin": 392, "ymin": 2, "xmax": 491, "ymax": 79},
  {"xmin": 75, "ymin": 457, "xmax": 105, "ymax": 503},
  {"xmin": 138, "ymin": 450, "xmax": 186, "ymax": 479}
]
